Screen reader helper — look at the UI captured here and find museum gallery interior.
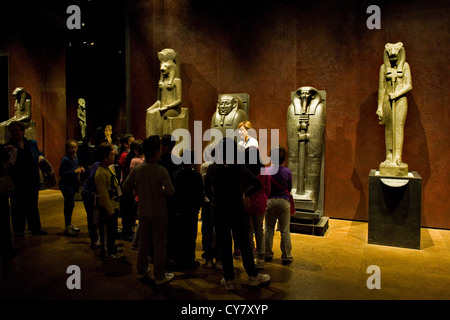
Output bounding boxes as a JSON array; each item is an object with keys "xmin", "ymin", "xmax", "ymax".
[{"xmin": 0, "ymin": 0, "xmax": 449, "ymax": 303}]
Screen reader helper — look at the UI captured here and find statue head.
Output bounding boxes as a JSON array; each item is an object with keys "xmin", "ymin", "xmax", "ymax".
[
  {"xmin": 383, "ymin": 42, "xmax": 406, "ymax": 76},
  {"xmin": 12, "ymin": 87, "xmax": 31, "ymax": 111},
  {"xmin": 157, "ymin": 48, "xmax": 179, "ymax": 80},
  {"xmin": 78, "ymin": 98, "xmax": 86, "ymax": 108},
  {"xmin": 217, "ymin": 94, "xmax": 242, "ymax": 116},
  {"xmin": 295, "ymin": 87, "xmax": 321, "ymax": 113}
]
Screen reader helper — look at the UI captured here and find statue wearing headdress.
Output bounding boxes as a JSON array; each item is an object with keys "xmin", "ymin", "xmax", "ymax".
[
  {"xmin": 376, "ymin": 42, "xmax": 412, "ymax": 176},
  {"xmin": 146, "ymin": 48, "xmax": 188, "ymax": 137},
  {"xmin": 287, "ymin": 86, "xmax": 326, "ymax": 215}
]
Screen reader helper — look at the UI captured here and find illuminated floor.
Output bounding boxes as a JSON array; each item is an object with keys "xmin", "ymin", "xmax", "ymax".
[{"xmin": 1, "ymin": 190, "xmax": 450, "ymax": 301}]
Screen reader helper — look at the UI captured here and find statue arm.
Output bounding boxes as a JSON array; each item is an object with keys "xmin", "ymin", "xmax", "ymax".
[
  {"xmin": 390, "ymin": 63, "xmax": 412, "ymax": 100},
  {"xmin": 376, "ymin": 65, "xmax": 386, "ymax": 121},
  {"xmin": 161, "ymin": 78, "xmax": 182, "ymax": 110}
]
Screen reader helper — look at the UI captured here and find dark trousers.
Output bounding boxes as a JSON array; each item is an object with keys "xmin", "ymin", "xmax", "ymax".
[
  {"xmin": 120, "ymin": 190, "xmax": 135, "ymax": 238},
  {"xmin": 201, "ymin": 201, "xmax": 220, "ymax": 261},
  {"xmin": 1, "ymin": 196, "xmax": 13, "ymax": 268},
  {"xmin": 61, "ymin": 187, "xmax": 75, "ymax": 227},
  {"xmin": 173, "ymin": 211, "xmax": 198, "ymax": 266},
  {"xmin": 99, "ymin": 208, "xmax": 118, "ymax": 257},
  {"xmin": 10, "ymin": 187, "xmax": 41, "ymax": 233},
  {"xmin": 212, "ymin": 203, "xmax": 258, "ymax": 281},
  {"xmin": 81, "ymin": 192, "xmax": 99, "ymax": 243}
]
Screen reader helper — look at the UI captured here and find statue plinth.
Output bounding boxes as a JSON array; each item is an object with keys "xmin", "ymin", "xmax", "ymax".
[
  {"xmin": 368, "ymin": 169, "xmax": 421, "ymax": 249},
  {"xmin": 379, "ymin": 161, "xmax": 408, "ymax": 177}
]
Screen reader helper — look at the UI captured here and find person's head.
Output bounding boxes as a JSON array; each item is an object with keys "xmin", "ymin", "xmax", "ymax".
[
  {"xmin": 143, "ymin": 135, "xmax": 161, "ymax": 161},
  {"xmin": 161, "ymin": 134, "xmax": 175, "ymax": 154},
  {"xmin": 96, "ymin": 142, "xmax": 116, "ymax": 167},
  {"xmin": 65, "ymin": 139, "xmax": 79, "ymax": 158},
  {"xmin": 270, "ymin": 146, "xmax": 286, "ymax": 166},
  {"xmin": 8, "ymin": 121, "xmax": 26, "ymax": 142},
  {"xmin": 245, "ymin": 146, "xmax": 264, "ymax": 175},
  {"xmin": 130, "ymin": 139, "xmax": 144, "ymax": 156},
  {"xmin": 120, "ymin": 133, "xmax": 135, "ymax": 152},
  {"xmin": 238, "ymin": 120, "xmax": 253, "ymax": 141}
]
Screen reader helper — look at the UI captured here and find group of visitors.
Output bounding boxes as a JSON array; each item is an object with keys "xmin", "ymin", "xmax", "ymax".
[{"xmin": 1, "ymin": 120, "xmax": 295, "ymax": 290}]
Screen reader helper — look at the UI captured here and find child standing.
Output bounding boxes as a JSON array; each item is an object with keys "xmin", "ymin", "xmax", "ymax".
[
  {"xmin": 94, "ymin": 142, "xmax": 121, "ymax": 260},
  {"xmin": 122, "ymin": 135, "xmax": 175, "ymax": 285},
  {"xmin": 264, "ymin": 146, "xmax": 294, "ymax": 265},
  {"xmin": 59, "ymin": 140, "xmax": 85, "ymax": 237}
]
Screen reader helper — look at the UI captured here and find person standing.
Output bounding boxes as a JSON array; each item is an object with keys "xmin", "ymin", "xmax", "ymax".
[
  {"xmin": 7, "ymin": 121, "xmax": 47, "ymax": 237},
  {"xmin": 59, "ymin": 139, "xmax": 85, "ymax": 237},
  {"xmin": 122, "ymin": 135, "xmax": 175, "ymax": 285},
  {"xmin": 204, "ymin": 138, "xmax": 270, "ymax": 290},
  {"xmin": 171, "ymin": 150, "xmax": 203, "ymax": 270},
  {"xmin": 94, "ymin": 142, "xmax": 121, "ymax": 260},
  {"xmin": 265, "ymin": 146, "xmax": 293, "ymax": 265}
]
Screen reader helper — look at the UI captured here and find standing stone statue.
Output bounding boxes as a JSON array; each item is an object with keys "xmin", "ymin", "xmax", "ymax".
[
  {"xmin": 287, "ymin": 86, "xmax": 326, "ymax": 214},
  {"xmin": 77, "ymin": 98, "xmax": 87, "ymax": 141},
  {"xmin": 0, "ymin": 87, "xmax": 36, "ymax": 144},
  {"xmin": 376, "ymin": 42, "xmax": 412, "ymax": 176},
  {"xmin": 146, "ymin": 48, "xmax": 188, "ymax": 137}
]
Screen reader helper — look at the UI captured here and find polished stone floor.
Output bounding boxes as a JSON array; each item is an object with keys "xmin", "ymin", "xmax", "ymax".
[{"xmin": 1, "ymin": 190, "xmax": 450, "ymax": 304}]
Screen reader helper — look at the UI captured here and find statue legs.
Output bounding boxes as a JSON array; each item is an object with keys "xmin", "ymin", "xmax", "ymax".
[
  {"xmin": 146, "ymin": 101, "xmax": 185, "ymax": 137},
  {"xmin": 380, "ymin": 96, "xmax": 408, "ymax": 176}
]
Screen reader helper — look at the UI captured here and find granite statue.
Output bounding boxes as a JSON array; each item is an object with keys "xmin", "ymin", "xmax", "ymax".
[
  {"xmin": 77, "ymin": 98, "xmax": 87, "ymax": 141},
  {"xmin": 211, "ymin": 94, "xmax": 248, "ymax": 138},
  {"xmin": 146, "ymin": 48, "xmax": 188, "ymax": 137},
  {"xmin": 0, "ymin": 87, "xmax": 36, "ymax": 144},
  {"xmin": 376, "ymin": 42, "xmax": 412, "ymax": 176},
  {"xmin": 287, "ymin": 86, "xmax": 326, "ymax": 215}
]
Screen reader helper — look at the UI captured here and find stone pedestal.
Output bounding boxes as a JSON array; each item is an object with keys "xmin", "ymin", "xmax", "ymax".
[{"xmin": 368, "ymin": 169, "xmax": 422, "ymax": 249}]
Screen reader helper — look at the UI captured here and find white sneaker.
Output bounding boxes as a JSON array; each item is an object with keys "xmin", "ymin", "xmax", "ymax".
[
  {"xmin": 155, "ymin": 272, "xmax": 174, "ymax": 285},
  {"xmin": 249, "ymin": 273, "xmax": 270, "ymax": 287},
  {"xmin": 220, "ymin": 277, "xmax": 236, "ymax": 291},
  {"xmin": 64, "ymin": 227, "xmax": 78, "ymax": 237},
  {"xmin": 68, "ymin": 225, "xmax": 80, "ymax": 232}
]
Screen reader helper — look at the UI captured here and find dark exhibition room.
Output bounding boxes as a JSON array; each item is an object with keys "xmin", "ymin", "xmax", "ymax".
[{"xmin": 0, "ymin": 0, "xmax": 449, "ymax": 311}]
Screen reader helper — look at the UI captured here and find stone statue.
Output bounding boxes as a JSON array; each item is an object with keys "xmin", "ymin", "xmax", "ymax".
[
  {"xmin": 146, "ymin": 48, "xmax": 188, "ymax": 137},
  {"xmin": 104, "ymin": 124, "xmax": 112, "ymax": 143},
  {"xmin": 376, "ymin": 42, "xmax": 412, "ymax": 176},
  {"xmin": 77, "ymin": 98, "xmax": 87, "ymax": 141},
  {"xmin": 0, "ymin": 87, "xmax": 36, "ymax": 144},
  {"xmin": 211, "ymin": 94, "xmax": 248, "ymax": 138},
  {"xmin": 287, "ymin": 86, "xmax": 326, "ymax": 214}
]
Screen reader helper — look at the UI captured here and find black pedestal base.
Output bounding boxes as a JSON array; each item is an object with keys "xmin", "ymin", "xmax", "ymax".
[
  {"xmin": 368, "ymin": 170, "xmax": 422, "ymax": 249},
  {"xmin": 290, "ymin": 216, "xmax": 329, "ymax": 236}
]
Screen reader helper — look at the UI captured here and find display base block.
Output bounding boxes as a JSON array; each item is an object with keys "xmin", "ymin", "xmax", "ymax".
[
  {"xmin": 368, "ymin": 169, "xmax": 422, "ymax": 249},
  {"xmin": 290, "ymin": 215, "xmax": 329, "ymax": 236}
]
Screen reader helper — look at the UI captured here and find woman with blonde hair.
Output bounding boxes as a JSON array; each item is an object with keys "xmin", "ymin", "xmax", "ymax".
[{"xmin": 237, "ymin": 121, "xmax": 258, "ymax": 149}]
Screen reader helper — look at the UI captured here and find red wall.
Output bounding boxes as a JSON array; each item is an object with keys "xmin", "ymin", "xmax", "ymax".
[
  {"xmin": 128, "ymin": 0, "xmax": 450, "ymax": 229},
  {"xmin": 0, "ymin": 2, "xmax": 67, "ymax": 183}
]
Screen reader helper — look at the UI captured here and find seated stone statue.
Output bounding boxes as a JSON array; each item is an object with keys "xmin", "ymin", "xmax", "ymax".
[
  {"xmin": 0, "ymin": 87, "xmax": 36, "ymax": 144},
  {"xmin": 287, "ymin": 86, "xmax": 326, "ymax": 213},
  {"xmin": 376, "ymin": 42, "xmax": 412, "ymax": 177},
  {"xmin": 146, "ymin": 48, "xmax": 188, "ymax": 137}
]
